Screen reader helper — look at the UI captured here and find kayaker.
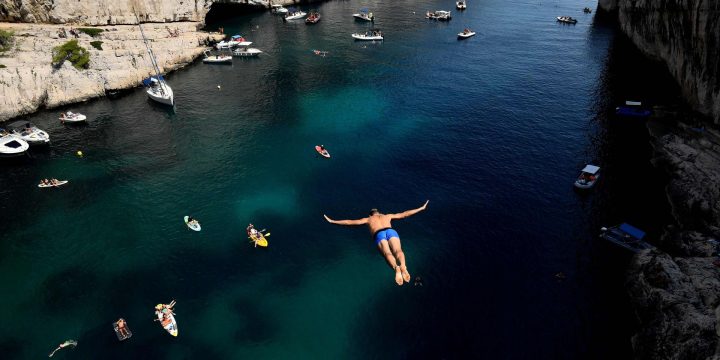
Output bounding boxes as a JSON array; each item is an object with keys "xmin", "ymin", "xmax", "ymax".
[
  {"xmin": 116, "ymin": 319, "xmax": 130, "ymax": 337},
  {"xmin": 324, "ymin": 200, "xmax": 429, "ymax": 286}
]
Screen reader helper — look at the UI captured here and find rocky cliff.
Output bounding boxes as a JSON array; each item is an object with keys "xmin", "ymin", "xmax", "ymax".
[
  {"xmin": 0, "ymin": 22, "xmax": 223, "ymax": 121},
  {"xmin": 598, "ymin": 0, "xmax": 720, "ymax": 123}
]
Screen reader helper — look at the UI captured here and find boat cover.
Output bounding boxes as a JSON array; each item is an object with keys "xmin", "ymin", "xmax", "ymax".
[
  {"xmin": 360, "ymin": 7, "xmax": 369, "ymax": 12},
  {"xmin": 619, "ymin": 223, "xmax": 646, "ymax": 240},
  {"xmin": 581, "ymin": 165, "xmax": 600, "ymax": 174},
  {"xmin": 142, "ymin": 75, "xmax": 165, "ymax": 87}
]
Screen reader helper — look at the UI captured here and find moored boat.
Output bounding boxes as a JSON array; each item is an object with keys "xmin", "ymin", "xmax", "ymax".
[
  {"xmin": 202, "ymin": 50, "xmax": 232, "ymax": 64},
  {"xmin": 456, "ymin": 1, "xmax": 467, "ymax": 10},
  {"xmin": 427, "ymin": 10, "xmax": 452, "ymax": 21},
  {"xmin": 232, "ymin": 42, "xmax": 263, "ymax": 57},
  {"xmin": 0, "ymin": 131, "xmax": 29, "ymax": 157},
  {"xmin": 353, "ymin": 8, "xmax": 374, "ymax": 22},
  {"xmin": 352, "ymin": 30, "xmax": 383, "ymax": 41},
  {"xmin": 574, "ymin": 164, "xmax": 600, "ymax": 189},
  {"xmin": 144, "ymin": 76, "xmax": 174, "ymax": 106},
  {"xmin": 59, "ymin": 111, "xmax": 87, "ymax": 123},
  {"xmin": 216, "ymin": 35, "xmax": 246, "ymax": 50},
  {"xmin": 154, "ymin": 301, "xmax": 178, "ymax": 337},
  {"xmin": 284, "ymin": 8, "xmax": 307, "ymax": 21},
  {"xmin": 615, "ymin": 101, "xmax": 651, "ymax": 117},
  {"xmin": 457, "ymin": 28, "xmax": 476, "ymax": 39},
  {"xmin": 600, "ymin": 223, "xmax": 654, "ymax": 253},
  {"xmin": 7, "ymin": 120, "xmax": 49, "ymax": 145},
  {"xmin": 271, "ymin": 4, "xmax": 288, "ymax": 14},
  {"xmin": 556, "ymin": 16, "xmax": 578, "ymax": 24}
]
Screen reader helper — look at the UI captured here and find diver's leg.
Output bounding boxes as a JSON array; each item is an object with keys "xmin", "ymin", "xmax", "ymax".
[
  {"xmin": 389, "ymin": 237, "xmax": 410, "ymax": 283},
  {"xmin": 378, "ymin": 240, "xmax": 403, "ymax": 285}
]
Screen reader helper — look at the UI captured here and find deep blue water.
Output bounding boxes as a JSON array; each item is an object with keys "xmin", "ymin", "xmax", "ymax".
[{"xmin": 0, "ymin": 0, "xmax": 679, "ymax": 358}]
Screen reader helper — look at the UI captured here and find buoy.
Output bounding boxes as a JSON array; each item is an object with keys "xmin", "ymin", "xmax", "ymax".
[
  {"xmin": 217, "ymin": 85, "xmax": 221, "ymax": 90},
  {"xmin": 76, "ymin": 150, "xmax": 83, "ymax": 157}
]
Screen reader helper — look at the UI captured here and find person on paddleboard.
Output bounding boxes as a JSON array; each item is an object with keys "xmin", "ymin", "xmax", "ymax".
[
  {"xmin": 323, "ymin": 200, "xmax": 429, "ymax": 286},
  {"xmin": 116, "ymin": 318, "xmax": 130, "ymax": 337}
]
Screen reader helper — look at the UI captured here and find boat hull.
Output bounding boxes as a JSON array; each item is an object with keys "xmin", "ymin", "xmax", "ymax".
[
  {"xmin": 352, "ymin": 34, "xmax": 383, "ymax": 41},
  {"xmin": 147, "ymin": 84, "xmax": 174, "ymax": 106},
  {"xmin": 458, "ymin": 32, "xmax": 476, "ymax": 39},
  {"xmin": 0, "ymin": 135, "xmax": 29, "ymax": 156}
]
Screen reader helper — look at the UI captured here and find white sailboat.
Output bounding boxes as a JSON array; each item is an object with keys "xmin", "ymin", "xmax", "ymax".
[{"xmin": 137, "ymin": 18, "xmax": 174, "ymax": 106}]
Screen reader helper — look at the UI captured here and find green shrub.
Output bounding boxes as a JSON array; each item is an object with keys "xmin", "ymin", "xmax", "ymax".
[
  {"xmin": 52, "ymin": 40, "xmax": 90, "ymax": 69},
  {"xmin": 77, "ymin": 28, "xmax": 103, "ymax": 37},
  {"xmin": 0, "ymin": 64, "xmax": 6, "ymax": 68},
  {"xmin": 90, "ymin": 41, "xmax": 103, "ymax": 50},
  {"xmin": 0, "ymin": 29, "xmax": 14, "ymax": 53}
]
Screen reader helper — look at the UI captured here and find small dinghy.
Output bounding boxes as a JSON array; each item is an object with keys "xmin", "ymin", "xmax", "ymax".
[
  {"xmin": 113, "ymin": 318, "xmax": 132, "ymax": 341},
  {"xmin": 202, "ymin": 50, "xmax": 232, "ymax": 64},
  {"xmin": 458, "ymin": 29, "xmax": 476, "ymax": 39},
  {"xmin": 574, "ymin": 164, "xmax": 599, "ymax": 189},
  {"xmin": 456, "ymin": 1, "xmax": 467, "ymax": 10},
  {"xmin": 352, "ymin": 30, "xmax": 384, "ymax": 41},
  {"xmin": 184, "ymin": 216, "xmax": 201, "ymax": 231},
  {"xmin": 315, "ymin": 145, "xmax": 330, "ymax": 158},
  {"xmin": 38, "ymin": 179, "xmax": 68, "ymax": 188},
  {"xmin": 556, "ymin": 16, "xmax": 578, "ymax": 24},
  {"xmin": 306, "ymin": 11, "xmax": 321, "ymax": 24},
  {"xmin": 284, "ymin": 8, "xmax": 307, "ymax": 21},
  {"xmin": 353, "ymin": 8, "xmax": 374, "ymax": 22},
  {"xmin": 600, "ymin": 223, "xmax": 654, "ymax": 253},
  {"xmin": 8, "ymin": 121, "xmax": 50, "ymax": 145},
  {"xmin": 59, "ymin": 111, "xmax": 87, "ymax": 123},
  {"xmin": 0, "ymin": 132, "xmax": 30, "ymax": 157},
  {"xmin": 155, "ymin": 301, "xmax": 178, "ymax": 337}
]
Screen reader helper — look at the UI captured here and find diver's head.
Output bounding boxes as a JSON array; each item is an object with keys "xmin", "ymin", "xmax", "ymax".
[{"xmin": 369, "ymin": 208, "xmax": 379, "ymax": 216}]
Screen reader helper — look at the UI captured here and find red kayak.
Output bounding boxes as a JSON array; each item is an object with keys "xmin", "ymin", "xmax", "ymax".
[{"xmin": 315, "ymin": 145, "xmax": 330, "ymax": 158}]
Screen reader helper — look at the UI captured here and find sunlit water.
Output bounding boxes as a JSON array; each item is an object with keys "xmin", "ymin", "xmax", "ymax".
[{"xmin": 0, "ymin": 0, "xmax": 678, "ymax": 358}]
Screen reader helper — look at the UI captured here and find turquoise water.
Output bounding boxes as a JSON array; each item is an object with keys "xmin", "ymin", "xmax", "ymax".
[{"xmin": 0, "ymin": 0, "xmax": 677, "ymax": 358}]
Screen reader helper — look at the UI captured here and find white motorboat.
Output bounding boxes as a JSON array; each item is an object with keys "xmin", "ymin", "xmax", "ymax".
[
  {"xmin": 216, "ymin": 35, "xmax": 246, "ymax": 50},
  {"xmin": 138, "ymin": 21, "xmax": 174, "ymax": 106},
  {"xmin": 457, "ymin": 29, "xmax": 476, "ymax": 39},
  {"xmin": 353, "ymin": 8, "xmax": 374, "ymax": 22},
  {"xmin": 0, "ymin": 132, "xmax": 29, "ymax": 157},
  {"xmin": 557, "ymin": 16, "xmax": 578, "ymax": 24},
  {"xmin": 427, "ymin": 10, "xmax": 452, "ymax": 21},
  {"xmin": 146, "ymin": 77, "xmax": 174, "ymax": 106},
  {"xmin": 203, "ymin": 50, "xmax": 232, "ymax": 64},
  {"xmin": 232, "ymin": 42, "xmax": 263, "ymax": 57},
  {"xmin": 352, "ymin": 30, "xmax": 383, "ymax": 41},
  {"xmin": 456, "ymin": 1, "xmax": 467, "ymax": 10},
  {"xmin": 271, "ymin": 4, "xmax": 288, "ymax": 14},
  {"xmin": 574, "ymin": 164, "xmax": 600, "ymax": 189},
  {"xmin": 7, "ymin": 120, "xmax": 50, "ymax": 145},
  {"xmin": 284, "ymin": 9, "xmax": 307, "ymax": 21},
  {"xmin": 59, "ymin": 111, "xmax": 87, "ymax": 123}
]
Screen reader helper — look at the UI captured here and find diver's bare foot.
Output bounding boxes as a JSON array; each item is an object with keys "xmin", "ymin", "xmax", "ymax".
[
  {"xmin": 395, "ymin": 267, "xmax": 404, "ymax": 286},
  {"xmin": 401, "ymin": 266, "xmax": 411, "ymax": 283}
]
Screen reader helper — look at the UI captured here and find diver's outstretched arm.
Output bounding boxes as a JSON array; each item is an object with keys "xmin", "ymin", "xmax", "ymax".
[
  {"xmin": 324, "ymin": 214, "xmax": 368, "ymax": 226},
  {"xmin": 389, "ymin": 200, "xmax": 429, "ymax": 220}
]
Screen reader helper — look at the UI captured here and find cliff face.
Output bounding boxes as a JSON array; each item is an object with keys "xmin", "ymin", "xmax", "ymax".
[
  {"xmin": 0, "ymin": 0, "xmax": 215, "ymax": 24},
  {"xmin": 0, "ymin": 22, "xmax": 223, "ymax": 121},
  {"xmin": 599, "ymin": 0, "xmax": 720, "ymax": 123}
]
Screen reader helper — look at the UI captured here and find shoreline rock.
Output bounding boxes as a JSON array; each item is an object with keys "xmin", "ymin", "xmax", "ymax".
[{"xmin": 0, "ymin": 22, "xmax": 224, "ymax": 121}]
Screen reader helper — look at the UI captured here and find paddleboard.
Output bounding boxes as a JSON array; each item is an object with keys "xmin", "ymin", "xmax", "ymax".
[
  {"xmin": 161, "ymin": 312, "xmax": 178, "ymax": 337},
  {"xmin": 250, "ymin": 233, "xmax": 269, "ymax": 247},
  {"xmin": 38, "ymin": 180, "xmax": 68, "ymax": 188},
  {"xmin": 112, "ymin": 318, "xmax": 132, "ymax": 341},
  {"xmin": 184, "ymin": 216, "xmax": 201, "ymax": 231},
  {"xmin": 315, "ymin": 145, "xmax": 330, "ymax": 158}
]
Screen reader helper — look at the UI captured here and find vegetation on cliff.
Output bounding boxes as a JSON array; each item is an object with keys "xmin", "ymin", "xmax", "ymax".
[
  {"xmin": 0, "ymin": 29, "xmax": 13, "ymax": 53},
  {"xmin": 90, "ymin": 41, "xmax": 103, "ymax": 50},
  {"xmin": 52, "ymin": 40, "xmax": 90, "ymax": 69},
  {"xmin": 77, "ymin": 28, "xmax": 104, "ymax": 37}
]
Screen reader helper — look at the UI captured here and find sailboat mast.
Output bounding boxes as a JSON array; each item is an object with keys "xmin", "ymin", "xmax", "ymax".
[{"xmin": 135, "ymin": 13, "xmax": 166, "ymax": 95}]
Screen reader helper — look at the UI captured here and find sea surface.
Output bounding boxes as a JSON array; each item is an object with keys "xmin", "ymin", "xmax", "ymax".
[{"xmin": 0, "ymin": 0, "xmax": 679, "ymax": 358}]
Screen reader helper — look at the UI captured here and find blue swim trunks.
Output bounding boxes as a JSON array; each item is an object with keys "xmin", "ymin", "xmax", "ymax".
[{"xmin": 374, "ymin": 228, "xmax": 400, "ymax": 245}]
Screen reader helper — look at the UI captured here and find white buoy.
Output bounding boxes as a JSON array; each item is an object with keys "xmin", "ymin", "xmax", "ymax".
[{"xmin": 217, "ymin": 85, "xmax": 221, "ymax": 90}]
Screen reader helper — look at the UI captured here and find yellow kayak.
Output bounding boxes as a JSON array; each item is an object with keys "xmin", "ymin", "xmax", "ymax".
[{"xmin": 249, "ymin": 233, "xmax": 268, "ymax": 247}]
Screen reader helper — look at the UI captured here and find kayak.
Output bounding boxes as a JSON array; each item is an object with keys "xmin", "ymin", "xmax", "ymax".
[
  {"xmin": 161, "ymin": 312, "xmax": 178, "ymax": 337},
  {"xmin": 250, "ymin": 233, "xmax": 269, "ymax": 247},
  {"xmin": 38, "ymin": 180, "xmax": 68, "ymax": 188},
  {"xmin": 315, "ymin": 145, "xmax": 330, "ymax": 158},
  {"xmin": 184, "ymin": 216, "xmax": 201, "ymax": 231},
  {"xmin": 112, "ymin": 318, "xmax": 132, "ymax": 341}
]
